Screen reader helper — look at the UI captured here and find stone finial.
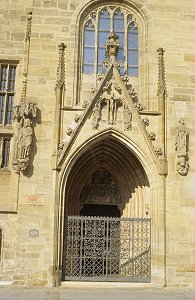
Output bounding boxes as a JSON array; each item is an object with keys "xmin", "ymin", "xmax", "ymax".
[
  {"xmin": 12, "ymin": 102, "xmax": 37, "ymax": 174},
  {"xmin": 55, "ymin": 42, "xmax": 66, "ymax": 91},
  {"xmin": 157, "ymin": 48, "xmax": 167, "ymax": 100}
]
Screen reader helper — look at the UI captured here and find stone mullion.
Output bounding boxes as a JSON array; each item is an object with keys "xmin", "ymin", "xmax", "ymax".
[
  {"xmin": 94, "ymin": 17, "xmax": 98, "ymax": 82},
  {"xmin": 124, "ymin": 13, "xmax": 128, "ymax": 74}
]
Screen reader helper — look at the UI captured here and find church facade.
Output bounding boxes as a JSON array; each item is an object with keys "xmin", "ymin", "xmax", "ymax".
[{"xmin": 0, "ymin": 0, "xmax": 194, "ymax": 287}]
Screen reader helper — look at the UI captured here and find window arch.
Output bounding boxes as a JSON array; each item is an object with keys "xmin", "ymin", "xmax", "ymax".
[{"xmin": 82, "ymin": 6, "xmax": 139, "ymax": 76}]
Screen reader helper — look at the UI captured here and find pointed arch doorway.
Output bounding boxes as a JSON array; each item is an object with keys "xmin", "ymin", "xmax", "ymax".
[{"xmin": 61, "ymin": 135, "xmax": 151, "ymax": 282}]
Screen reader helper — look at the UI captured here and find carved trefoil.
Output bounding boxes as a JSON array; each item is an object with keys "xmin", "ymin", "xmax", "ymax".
[
  {"xmin": 175, "ymin": 119, "xmax": 189, "ymax": 176},
  {"xmin": 12, "ymin": 102, "xmax": 37, "ymax": 174}
]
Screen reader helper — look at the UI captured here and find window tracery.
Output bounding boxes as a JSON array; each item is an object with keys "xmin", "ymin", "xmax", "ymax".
[{"xmin": 82, "ymin": 6, "xmax": 138, "ymax": 76}]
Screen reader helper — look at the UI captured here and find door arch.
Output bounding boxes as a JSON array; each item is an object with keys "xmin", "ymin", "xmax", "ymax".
[
  {"xmin": 56, "ymin": 129, "xmax": 166, "ymax": 286},
  {"xmin": 63, "ymin": 134, "xmax": 150, "ymax": 219}
]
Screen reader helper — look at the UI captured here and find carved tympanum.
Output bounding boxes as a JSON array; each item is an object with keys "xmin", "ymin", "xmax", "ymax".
[
  {"xmin": 80, "ymin": 169, "xmax": 122, "ymax": 205},
  {"xmin": 12, "ymin": 102, "xmax": 37, "ymax": 174}
]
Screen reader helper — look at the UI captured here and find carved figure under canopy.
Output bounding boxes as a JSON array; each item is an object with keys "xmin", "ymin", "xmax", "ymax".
[{"xmin": 12, "ymin": 102, "xmax": 37, "ymax": 174}]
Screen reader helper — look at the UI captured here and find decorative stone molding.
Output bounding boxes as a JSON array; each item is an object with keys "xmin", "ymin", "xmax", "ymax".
[
  {"xmin": 175, "ymin": 119, "xmax": 189, "ymax": 176},
  {"xmin": 12, "ymin": 102, "xmax": 37, "ymax": 174},
  {"xmin": 55, "ymin": 43, "xmax": 66, "ymax": 91}
]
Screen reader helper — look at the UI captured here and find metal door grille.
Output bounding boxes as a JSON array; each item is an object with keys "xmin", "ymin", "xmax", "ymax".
[{"xmin": 63, "ymin": 216, "xmax": 151, "ymax": 282}]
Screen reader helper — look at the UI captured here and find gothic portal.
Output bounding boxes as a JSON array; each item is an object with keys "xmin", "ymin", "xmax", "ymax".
[{"xmin": 0, "ymin": 0, "xmax": 194, "ymax": 289}]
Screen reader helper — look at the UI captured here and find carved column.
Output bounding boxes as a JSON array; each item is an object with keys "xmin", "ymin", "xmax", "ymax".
[{"xmin": 52, "ymin": 43, "xmax": 66, "ymax": 169}]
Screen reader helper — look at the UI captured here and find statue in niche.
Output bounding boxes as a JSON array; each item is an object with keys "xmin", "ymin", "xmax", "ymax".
[{"xmin": 175, "ymin": 119, "xmax": 188, "ymax": 157}]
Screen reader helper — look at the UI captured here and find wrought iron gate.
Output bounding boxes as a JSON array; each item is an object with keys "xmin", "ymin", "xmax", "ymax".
[{"xmin": 63, "ymin": 216, "xmax": 151, "ymax": 282}]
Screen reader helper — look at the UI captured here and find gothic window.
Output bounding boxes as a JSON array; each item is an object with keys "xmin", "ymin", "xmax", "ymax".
[
  {"xmin": 0, "ymin": 137, "xmax": 11, "ymax": 169},
  {"xmin": 82, "ymin": 6, "xmax": 139, "ymax": 76},
  {"xmin": 0, "ymin": 63, "xmax": 17, "ymax": 126}
]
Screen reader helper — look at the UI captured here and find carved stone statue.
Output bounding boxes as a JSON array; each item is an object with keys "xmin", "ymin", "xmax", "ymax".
[
  {"xmin": 175, "ymin": 120, "xmax": 189, "ymax": 176},
  {"xmin": 123, "ymin": 105, "xmax": 132, "ymax": 131},
  {"xmin": 175, "ymin": 119, "xmax": 188, "ymax": 157},
  {"xmin": 19, "ymin": 118, "xmax": 33, "ymax": 160},
  {"xmin": 106, "ymin": 31, "xmax": 120, "ymax": 64},
  {"xmin": 91, "ymin": 105, "xmax": 100, "ymax": 129},
  {"xmin": 12, "ymin": 102, "xmax": 36, "ymax": 174}
]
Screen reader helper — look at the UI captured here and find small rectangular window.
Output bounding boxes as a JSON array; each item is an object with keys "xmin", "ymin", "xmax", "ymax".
[
  {"xmin": 0, "ymin": 63, "xmax": 17, "ymax": 126},
  {"xmin": 0, "ymin": 137, "xmax": 11, "ymax": 168}
]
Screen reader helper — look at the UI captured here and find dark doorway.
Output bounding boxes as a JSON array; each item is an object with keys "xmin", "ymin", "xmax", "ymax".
[{"xmin": 80, "ymin": 204, "xmax": 120, "ymax": 218}]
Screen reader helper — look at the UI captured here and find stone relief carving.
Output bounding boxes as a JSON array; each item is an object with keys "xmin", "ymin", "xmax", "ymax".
[
  {"xmin": 80, "ymin": 169, "xmax": 122, "ymax": 205},
  {"xmin": 12, "ymin": 102, "xmax": 37, "ymax": 174},
  {"xmin": 175, "ymin": 119, "xmax": 189, "ymax": 175}
]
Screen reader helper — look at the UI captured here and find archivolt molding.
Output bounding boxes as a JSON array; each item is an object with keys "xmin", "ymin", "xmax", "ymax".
[{"xmin": 59, "ymin": 127, "xmax": 158, "ymax": 196}]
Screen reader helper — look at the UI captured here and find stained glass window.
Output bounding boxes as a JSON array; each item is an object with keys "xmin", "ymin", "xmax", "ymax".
[
  {"xmin": 127, "ymin": 25, "xmax": 138, "ymax": 76},
  {"xmin": 82, "ymin": 6, "xmax": 139, "ymax": 77},
  {"xmin": 0, "ymin": 63, "xmax": 17, "ymax": 126},
  {"xmin": 83, "ymin": 21, "xmax": 95, "ymax": 74}
]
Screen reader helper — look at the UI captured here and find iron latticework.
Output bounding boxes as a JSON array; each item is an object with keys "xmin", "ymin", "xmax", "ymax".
[{"xmin": 63, "ymin": 216, "xmax": 151, "ymax": 282}]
